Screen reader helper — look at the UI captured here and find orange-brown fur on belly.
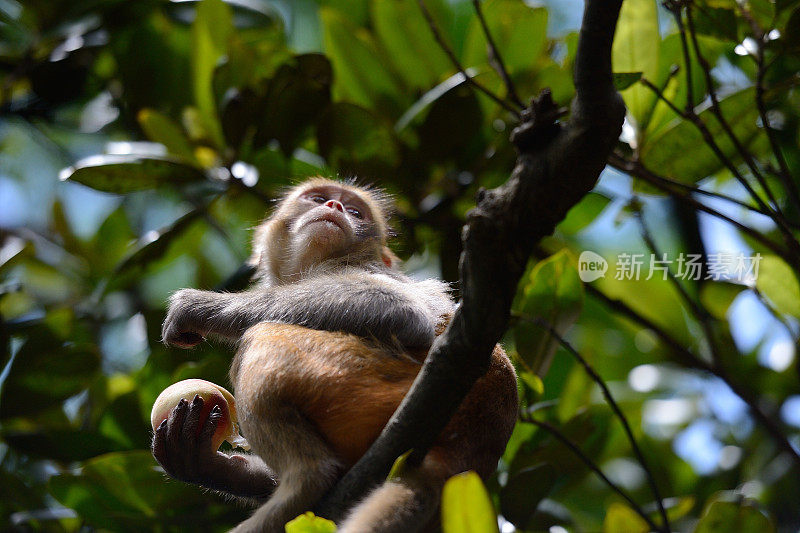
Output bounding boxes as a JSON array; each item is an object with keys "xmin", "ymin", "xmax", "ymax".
[{"xmin": 231, "ymin": 322, "xmax": 517, "ymax": 472}]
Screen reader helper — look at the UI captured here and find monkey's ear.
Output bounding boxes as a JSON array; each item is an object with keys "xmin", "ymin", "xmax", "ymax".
[{"xmin": 382, "ymin": 247, "xmax": 400, "ymax": 269}]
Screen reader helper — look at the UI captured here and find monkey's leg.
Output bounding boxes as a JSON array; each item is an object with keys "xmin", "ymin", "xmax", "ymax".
[
  {"xmin": 337, "ymin": 456, "xmax": 447, "ymax": 533},
  {"xmin": 231, "ymin": 403, "xmax": 343, "ymax": 533}
]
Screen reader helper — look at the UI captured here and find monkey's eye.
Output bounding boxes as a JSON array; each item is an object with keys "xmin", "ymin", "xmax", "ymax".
[
  {"xmin": 346, "ymin": 207, "xmax": 362, "ymax": 219},
  {"xmin": 309, "ymin": 195, "xmax": 326, "ymax": 204}
]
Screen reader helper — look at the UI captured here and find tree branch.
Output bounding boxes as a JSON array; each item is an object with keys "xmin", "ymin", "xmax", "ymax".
[
  {"xmin": 684, "ymin": 5, "xmax": 782, "ymax": 215},
  {"xmin": 471, "ymin": 0, "xmax": 525, "ymax": 108},
  {"xmin": 519, "ymin": 414, "xmax": 662, "ymax": 533},
  {"xmin": 316, "ymin": 0, "xmax": 626, "ymax": 519},
  {"xmin": 417, "ymin": 0, "xmax": 521, "ymax": 116},
  {"xmin": 608, "ymin": 152, "xmax": 794, "ymax": 263},
  {"xmin": 529, "ymin": 318, "xmax": 670, "ymax": 532}
]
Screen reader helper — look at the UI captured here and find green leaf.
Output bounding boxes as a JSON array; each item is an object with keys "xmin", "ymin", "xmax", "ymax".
[
  {"xmin": 3, "ymin": 428, "xmax": 122, "ymax": 462},
  {"xmin": 519, "ymin": 371, "xmax": 544, "ymax": 403},
  {"xmin": 0, "ymin": 328, "xmax": 100, "ymax": 419},
  {"xmin": 462, "ymin": 0, "xmax": 548, "ymax": 76},
  {"xmin": 604, "ymin": 502, "xmax": 649, "ymax": 533},
  {"xmin": 694, "ymin": 500, "xmax": 775, "ymax": 533},
  {"xmin": 556, "ymin": 359, "xmax": 593, "ymax": 422},
  {"xmin": 285, "ymin": 512, "xmax": 338, "ymax": 533},
  {"xmin": 612, "ymin": 0, "xmax": 660, "ymax": 133},
  {"xmin": 514, "ymin": 250, "xmax": 584, "ymax": 376},
  {"xmin": 317, "ymin": 102, "xmax": 400, "ymax": 176},
  {"xmin": 784, "ymin": 7, "xmax": 800, "ymax": 50},
  {"xmin": 320, "ymin": 7, "xmax": 405, "ymax": 116},
  {"xmin": 49, "ymin": 451, "xmax": 205, "ymax": 531},
  {"xmin": 417, "ymin": 84, "xmax": 483, "ymax": 164},
  {"xmin": 700, "ymin": 282, "xmax": 745, "ymax": 320},
  {"xmin": 113, "ymin": 208, "xmax": 205, "ymax": 279},
  {"xmin": 640, "ymin": 88, "xmax": 766, "ymax": 183},
  {"xmin": 557, "ymin": 192, "xmax": 611, "ymax": 234},
  {"xmin": 613, "ymin": 72, "xmax": 643, "ymax": 91},
  {"xmin": 60, "ymin": 156, "xmax": 207, "ymax": 194},
  {"xmin": 500, "ymin": 464, "xmax": 557, "ymax": 529},
  {"xmin": 387, "ymin": 450, "xmax": 413, "ymax": 480},
  {"xmin": 255, "ymin": 54, "xmax": 333, "ymax": 156},
  {"xmin": 664, "ymin": 496, "xmax": 697, "ymax": 522},
  {"xmin": 137, "ymin": 109, "xmax": 196, "ymax": 162},
  {"xmin": 371, "ymin": 0, "xmax": 452, "ymax": 90},
  {"xmin": 441, "ymin": 472, "xmax": 500, "ymax": 533},
  {"xmin": 755, "ymin": 255, "xmax": 800, "ymax": 317},
  {"xmin": 192, "ymin": 0, "xmax": 232, "ymax": 148}
]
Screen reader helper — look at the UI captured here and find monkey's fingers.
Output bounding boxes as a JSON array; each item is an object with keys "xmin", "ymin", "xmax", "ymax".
[
  {"xmin": 152, "ymin": 420, "xmax": 173, "ymax": 474},
  {"xmin": 182, "ymin": 395, "xmax": 204, "ymax": 446},
  {"xmin": 165, "ymin": 398, "xmax": 189, "ymax": 456},
  {"xmin": 198, "ymin": 404, "xmax": 223, "ymax": 447}
]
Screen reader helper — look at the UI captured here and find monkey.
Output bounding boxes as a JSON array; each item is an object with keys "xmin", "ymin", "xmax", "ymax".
[{"xmin": 153, "ymin": 177, "xmax": 518, "ymax": 532}]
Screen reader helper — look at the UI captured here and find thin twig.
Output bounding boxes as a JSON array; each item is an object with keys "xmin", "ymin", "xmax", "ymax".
[
  {"xmin": 628, "ymin": 79, "xmax": 800, "ymax": 263},
  {"xmin": 684, "ymin": 5, "xmax": 782, "ymax": 213},
  {"xmin": 754, "ymin": 38, "xmax": 800, "ymax": 212},
  {"xmin": 609, "ymin": 153, "xmax": 793, "ymax": 262},
  {"xmin": 636, "ymin": 208, "xmax": 722, "ymax": 367},
  {"xmin": 529, "ymin": 318, "xmax": 671, "ymax": 533},
  {"xmin": 638, "ymin": 166, "xmax": 778, "ymax": 220},
  {"xmin": 417, "ymin": 0, "xmax": 521, "ymax": 117},
  {"xmin": 667, "ymin": 3, "xmax": 695, "ymax": 113},
  {"xmin": 585, "ymin": 284, "xmax": 800, "ymax": 470},
  {"xmin": 471, "ymin": 0, "xmax": 525, "ymax": 108},
  {"xmin": 638, "ymin": 77, "xmax": 773, "ymax": 216},
  {"xmin": 519, "ymin": 413, "xmax": 664, "ymax": 533}
]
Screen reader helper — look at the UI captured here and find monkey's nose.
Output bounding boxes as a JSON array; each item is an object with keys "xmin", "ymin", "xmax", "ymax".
[{"xmin": 324, "ymin": 199, "xmax": 344, "ymax": 212}]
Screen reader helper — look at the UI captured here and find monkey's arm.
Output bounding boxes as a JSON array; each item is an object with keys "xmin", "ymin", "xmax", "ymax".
[
  {"xmin": 151, "ymin": 395, "xmax": 277, "ymax": 501},
  {"xmin": 162, "ymin": 275, "xmax": 451, "ymax": 349}
]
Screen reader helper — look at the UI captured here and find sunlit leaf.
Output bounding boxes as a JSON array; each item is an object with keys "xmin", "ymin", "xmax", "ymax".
[
  {"xmin": 514, "ymin": 250, "xmax": 583, "ymax": 376},
  {"xmin": 387, "ymin": 450, "xmax": 413, "ymax": 480},
  {"xmin": 640, "ymin": 88, "xmax": 766, "ymax": 183},
  {"xmin": 613, "ymin": 72, "xmax": 643, "ymax": 91},
  {"xmin": 462, "ymin": 0, "xmax": 548, "ymax": 76},
  {"xmin": 60, "ymin": 155, "xmax": 207, "ymax": 193},
  {"xmin": 285, "ymin": 512, "xmax": 338, "ymax": 533},
  {"xmin": 137, "ymin": 109, "xmax": 196, "ymax": 162},
  {"xmin": 604, "ymin": 502, "xmax": 649, "ymax": 533},
  {"xmin": 663, "ymin": 496, "xmax": 697, "ymax": 522},
  {"xmin": 192, "ymin": 0, "xmax": 232, "ymax": 148},
  {"xmin": 755, "ymin": 255, "xmax": 800, "ymax": 317},
  {"xmin": 441, "ymin": 472, "xmax": 499, "ymax": 533},
  {"xmin": 557, "ymin": 192, "xmax": 611, "ymax": 234},
  {"xmin": 694, "ymin": 500, "xmax": 775, "ymax": 533},
  {"xmin": 556, "ymin": 359, "xmax": 592, "ymax": 422},
  {"xmin": 372, "ymin": 0, "xmax": 451, "ymax": 90},
  {"xmin": 700, "ymin": 282, "xmax": 745, "ymax": 320},
  {"xmin": 612, "ymin": 0, "xmax": 660, "ymax": 133},
  {"xmin": 320, "ymin": 7, "xmax": 405, "ymax": 116}
]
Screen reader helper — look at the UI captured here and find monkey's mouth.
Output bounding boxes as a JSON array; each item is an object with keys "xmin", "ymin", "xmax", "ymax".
[{"xmin": 309, "ymin": 213, "xmax": 346, "ymax": 231}]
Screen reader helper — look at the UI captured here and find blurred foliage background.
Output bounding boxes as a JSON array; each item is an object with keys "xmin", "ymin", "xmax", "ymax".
[{"xmin": 1, "ymin": 0, "xmax": 800, "ymax": 531}]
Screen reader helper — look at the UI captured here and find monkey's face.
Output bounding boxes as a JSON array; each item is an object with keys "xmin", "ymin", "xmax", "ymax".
[{"xmin": 286, "ymin": 183, "xmax": 382, "ymax": 268}]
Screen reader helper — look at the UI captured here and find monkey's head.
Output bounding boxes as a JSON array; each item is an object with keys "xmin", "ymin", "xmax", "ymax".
[{"xmin": 251, "ymin": 178, "xmax": 397, "ymax": 282}]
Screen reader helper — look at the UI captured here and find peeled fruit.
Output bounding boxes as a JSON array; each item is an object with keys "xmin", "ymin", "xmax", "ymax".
[{"xmin": 150, "ymin": 379, "xmax": 249, "ymax": 451}]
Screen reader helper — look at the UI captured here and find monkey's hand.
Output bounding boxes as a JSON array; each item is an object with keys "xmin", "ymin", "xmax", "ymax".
[
  {"xmin": 162, "ymin": 289, "xmax": 209, "ymax": 348},
  {"xmin": 152, "ymin": 395, "xmax": 276, "ymax": 500}
]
